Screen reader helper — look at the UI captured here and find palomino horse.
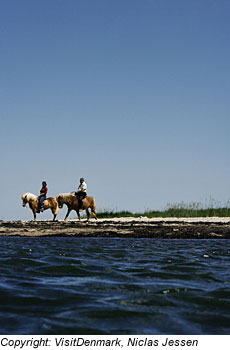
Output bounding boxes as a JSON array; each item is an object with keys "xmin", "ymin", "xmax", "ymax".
[
  {"xmin": 56, "ymin": 193, "xmax": 97, "ymax": 221},
  {"xmin": 21, "ymin": 192, "xmax": 60, "ymax": 221}
]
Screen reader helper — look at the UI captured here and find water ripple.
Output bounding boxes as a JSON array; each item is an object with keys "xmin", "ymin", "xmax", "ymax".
[{"xmin": 0, "ymin": 237, "xmax": 229, "ymax": 334}]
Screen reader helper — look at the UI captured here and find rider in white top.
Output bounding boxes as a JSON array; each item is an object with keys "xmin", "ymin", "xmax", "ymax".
[
  {"xmin": 75, "ymin": 178, "xmax": 87, "ymax": 209},
  {"xmin": 78, "ymin": 179, "xmax": 87, "ymax": 192}
]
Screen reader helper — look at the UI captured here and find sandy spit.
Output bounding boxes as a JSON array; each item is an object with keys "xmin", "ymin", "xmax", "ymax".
[{"xmin": 0, "ymin": 217, "xmax": 230, "ymax": 238}]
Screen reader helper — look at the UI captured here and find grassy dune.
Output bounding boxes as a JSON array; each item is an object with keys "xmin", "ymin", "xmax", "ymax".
[{"xmin": 97, "ymin": 201, "xmax": 230, "ymax": 218}]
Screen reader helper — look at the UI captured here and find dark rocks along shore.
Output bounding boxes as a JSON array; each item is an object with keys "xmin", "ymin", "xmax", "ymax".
[{"xmin": 0, "ymin": 219, "xmax": 230, "ymax": 238}]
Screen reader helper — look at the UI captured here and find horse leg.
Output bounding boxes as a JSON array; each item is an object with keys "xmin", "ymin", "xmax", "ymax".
[
  {"xmin": 91, "ymin": 208, "xmax": 97, "ymax": 220},
  {"xmin": 86, "ymin": 208, "xmax": 90, "ymax": 221},
  {"xmin": 33, "ymin": 208, "xmax": 37, "ymax": 222},
  {"xmin": 64, "ymin": 208, "xmax": 71, "ymax": 221},
  {"xmin": 51, "ymin": 207, "xmax": 57, "ymax": 221},
  {"xmin": 76, "ymin": 210, "xmax": 81, "ymax": 221}
]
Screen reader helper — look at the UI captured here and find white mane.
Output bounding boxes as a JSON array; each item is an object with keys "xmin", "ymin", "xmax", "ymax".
[{"xmin": 22, "ymin": 192, "xmax": 38, "ymax": 202}]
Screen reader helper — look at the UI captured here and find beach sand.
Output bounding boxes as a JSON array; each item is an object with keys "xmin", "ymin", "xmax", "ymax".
[{"xmin": 1, "ymin": 217, "xmax": 230, "ymax": 238}]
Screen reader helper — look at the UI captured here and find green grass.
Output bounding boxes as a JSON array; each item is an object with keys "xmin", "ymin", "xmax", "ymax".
[{"xmin": 96, "ymin": 200, "xmax": 230, "ymax": 218}]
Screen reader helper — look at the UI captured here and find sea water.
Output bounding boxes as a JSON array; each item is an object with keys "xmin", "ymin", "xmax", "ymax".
[{"xmin": 0, "ymin": 237, "xmax": 229, "ymax": 334}]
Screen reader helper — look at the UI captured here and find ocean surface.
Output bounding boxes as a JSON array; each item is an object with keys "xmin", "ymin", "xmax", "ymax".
[{"xmin": 0, "ymin": 237, "xmax": 229, "ymax": 335}]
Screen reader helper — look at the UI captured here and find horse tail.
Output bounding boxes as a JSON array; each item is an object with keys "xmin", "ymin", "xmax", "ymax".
[
  {"xmin": 54, "ymin": 201, "xmax": 60, "ymax": 215},
  {"xmin": 91, "ymin": 197, "xmax": 96, "ymax": 211}
]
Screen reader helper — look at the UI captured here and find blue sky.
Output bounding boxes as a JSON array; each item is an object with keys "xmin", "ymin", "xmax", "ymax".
[{"xmin": 1, "ymin": 0, "xmax": 230, "ymax": 220}]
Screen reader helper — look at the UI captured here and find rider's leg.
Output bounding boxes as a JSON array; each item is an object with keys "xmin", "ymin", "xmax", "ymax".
[{"xmin": 40, "ymin": 196, "xmax": 46, "ymax": 212}]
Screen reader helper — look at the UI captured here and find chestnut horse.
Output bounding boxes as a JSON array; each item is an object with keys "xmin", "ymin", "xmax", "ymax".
[
  {"xmin": 56, "ymin": 193, "xmax": 97, "ymax": 221},
  {"xmin": 21, "ymin": 192, "xmax": 60, "ymax": 221}
]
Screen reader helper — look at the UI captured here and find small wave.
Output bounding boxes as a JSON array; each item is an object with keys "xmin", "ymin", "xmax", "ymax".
[{"xmin": 0, "ymin": 237, "xmax": 229, "ymax": 334}]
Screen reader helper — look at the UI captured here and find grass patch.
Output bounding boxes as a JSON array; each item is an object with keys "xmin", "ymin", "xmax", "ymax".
[{"xmin": 97, "ymin": 200, "xmax": 230, "ymax": 218}]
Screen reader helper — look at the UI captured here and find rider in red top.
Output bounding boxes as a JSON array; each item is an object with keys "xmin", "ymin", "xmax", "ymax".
[{"xmin": 39, "ymin": 181, "xmax": 48, "ymax": 212}]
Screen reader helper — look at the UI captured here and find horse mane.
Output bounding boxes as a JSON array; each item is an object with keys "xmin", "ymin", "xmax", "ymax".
[
  {"xmin": 22, "ymin": 192, "xmax": 38, "ymax": 202},
  {"xmin": 58, "ymin": 193, "xmax": 76, "ymax": 205}
]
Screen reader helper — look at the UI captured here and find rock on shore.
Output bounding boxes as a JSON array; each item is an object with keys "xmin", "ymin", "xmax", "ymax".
[{"xmin": 1, "ymin": 218, "xmax": 230, "ymax": 238}]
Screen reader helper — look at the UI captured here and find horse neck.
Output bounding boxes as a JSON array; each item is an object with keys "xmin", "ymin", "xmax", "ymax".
[
  {"xmin": 26, "ymin": 193, "xmax": 38, "ymax": 201},
  {"xmin": 62, "ymin": 193, "xmax": 74, "ymax": 204}
]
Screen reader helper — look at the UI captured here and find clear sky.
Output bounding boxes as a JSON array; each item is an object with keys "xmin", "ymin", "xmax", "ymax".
[{"xmin": 1, "ymin": 0, "xmax": 230, "ymax": 220}]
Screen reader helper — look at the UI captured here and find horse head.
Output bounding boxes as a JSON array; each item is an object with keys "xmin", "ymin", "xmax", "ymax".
[
  {"xmin": 56, "ymin": 195, "xmax": 64, "ymax": 209},
  {"xmin": 21, "ymin": 194, "xmax": 28, "ymax": 207}
]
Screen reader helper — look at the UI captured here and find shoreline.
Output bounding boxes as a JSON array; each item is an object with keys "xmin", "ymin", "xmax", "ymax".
[{"xmin": 1, "ymin": 217, "xmax": 230, "ymax": 238}]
